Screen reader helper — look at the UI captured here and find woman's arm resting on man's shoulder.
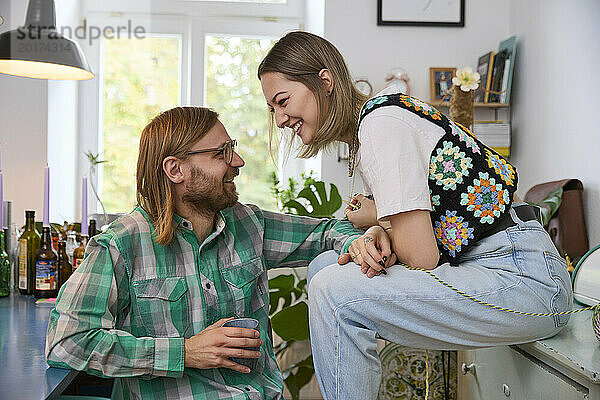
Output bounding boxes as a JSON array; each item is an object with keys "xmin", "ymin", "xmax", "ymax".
[{"xmin": 388, "ymin": 210, "xmax": 439, "ymax": 270}]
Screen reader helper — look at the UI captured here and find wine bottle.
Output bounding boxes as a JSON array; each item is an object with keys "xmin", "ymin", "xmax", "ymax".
[
  {"xmin": 34, "ymin": 226, "xmax": 58, "ymax": 298},
  {"xmin": 88, "ymin": 219, "xmax": 97, "ymax": 238},
  {"xmin": 72, "ymin": 234, "xmax": 87, "ymax": 270},
  {"xmin": 0, "ymin": 230, "xmax": 10, "ymax": 297},
  {"xmin": 18, "ymin": 210, "xmax": 40, "ymax": 295},
  {"xmin": 57, "ymin": 240, "xmax": 72, "ymax": 289}
]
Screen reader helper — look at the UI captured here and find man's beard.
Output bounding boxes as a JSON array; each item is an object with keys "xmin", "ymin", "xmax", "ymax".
[{"xmin": 182, "ymin": 166, "xmax": 239, "ymax": 216}]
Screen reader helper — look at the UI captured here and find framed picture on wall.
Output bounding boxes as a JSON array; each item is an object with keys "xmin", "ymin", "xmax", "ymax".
[
  {"xmin": 429, "ymin": 67, "xmax": 456, "ymax": 102},
  {"xmin": 378, "ymin": 0, "xmax": 465, "ymax": 27}
]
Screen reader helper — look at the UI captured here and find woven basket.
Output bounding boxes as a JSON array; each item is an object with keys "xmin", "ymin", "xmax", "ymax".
[{"xmin": 449, "ymin": 85, "xmax": 474, "ymax": 130}]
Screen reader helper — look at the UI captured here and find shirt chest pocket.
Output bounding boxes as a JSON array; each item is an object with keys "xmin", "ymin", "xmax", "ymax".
[
  {"xmin": 131, "ymin": 277, "xmax": 189, "ymax": 338},
  {"xmin": 221, "ymin": 257, "xmax": 267, "ymax": 317}
]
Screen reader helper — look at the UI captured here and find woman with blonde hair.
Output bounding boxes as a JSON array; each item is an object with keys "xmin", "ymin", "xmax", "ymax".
[{"xmin": 258, "ymin": 31, "xmax": 572, "ymax": 400}]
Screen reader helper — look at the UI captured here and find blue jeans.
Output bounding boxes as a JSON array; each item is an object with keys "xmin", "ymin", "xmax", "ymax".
[{"xmin": 307, "ymin": 204, "xmax": 573, "ymax": 400}]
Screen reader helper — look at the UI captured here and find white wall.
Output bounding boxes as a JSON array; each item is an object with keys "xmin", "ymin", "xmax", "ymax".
[
  {"xmin": 319, "ymin": 0, "xmax": 511, "ymax": 217},
  {"xmin": 0, "ymin": 0, "xmax": 49, "ymax": 227},
  {"xmin": 0, "ymin": 0, "xmax": 82, "ymax": 227},
  {"xmin": 508, "ymin": 0, "xmax": 600, "ymax": 246}
]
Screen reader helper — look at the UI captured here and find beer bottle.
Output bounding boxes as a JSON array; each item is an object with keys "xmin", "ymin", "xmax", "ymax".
[
  {"xmin": 18, "ymin": 210, "xmax": 40, "ymax": 295},
  {"xmin": 51, "ymin": 230, "xmax": 59, "ymax": 251},
  {"xmin": 88, "ymin": 219, "xmax": 97, "ymax": 238},
  {"xmin": 72, "ymin": 234, "xmax": 87, "ymax": 271},
  {"xmin": 57, "ymin": 240, "xmax": 72, "ymax": 289},
  {"xmin": 34, "ymin": 226, "xmax": 58, "ymax": 298}
]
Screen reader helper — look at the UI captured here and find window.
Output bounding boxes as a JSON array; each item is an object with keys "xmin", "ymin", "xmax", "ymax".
[
  {"xmin": 101, "ymin": 35, "xmax": 182, "ymax": 212},
  {"xmin": 205, "ymin": 35, "xmax": 278, "ymax": 210},
  {"xmin": 78, "ymin": 7, "xmax": 300, "ymax": 215}
]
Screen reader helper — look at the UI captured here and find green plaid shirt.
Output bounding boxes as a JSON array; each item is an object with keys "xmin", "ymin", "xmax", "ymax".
[{"xmin": 46, "ymin": 204, "xmax": 362, "ymax": 400}]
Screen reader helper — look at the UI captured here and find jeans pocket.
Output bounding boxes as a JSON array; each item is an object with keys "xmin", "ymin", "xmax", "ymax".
[{"xmin": 543, "ymin": 251, "xmax": 571, "ymax": 328}]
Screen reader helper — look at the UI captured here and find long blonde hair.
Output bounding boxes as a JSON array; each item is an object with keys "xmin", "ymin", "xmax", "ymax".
[
  {"xmin": 136, "ymin": 107, "xmax": 219, "ymax": 245},
  {"xmin": 258, "ymin": 31, "xmax": 368, "ymax": 158}
]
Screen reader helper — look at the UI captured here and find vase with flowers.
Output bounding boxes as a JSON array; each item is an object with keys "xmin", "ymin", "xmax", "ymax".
[{"xmin": 449, "ymin": 66, "xmax": 480, "ymax": 130}]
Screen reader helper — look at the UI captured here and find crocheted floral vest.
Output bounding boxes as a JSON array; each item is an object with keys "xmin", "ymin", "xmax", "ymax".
[{"xmin": 359, "ymin": 93, "xmax": 518, "ymax": 262}]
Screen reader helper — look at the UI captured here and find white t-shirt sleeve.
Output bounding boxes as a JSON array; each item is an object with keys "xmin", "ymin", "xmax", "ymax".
[{"xmin": 358, "ymin": 107, "xmax": 444, "ymax": 220}]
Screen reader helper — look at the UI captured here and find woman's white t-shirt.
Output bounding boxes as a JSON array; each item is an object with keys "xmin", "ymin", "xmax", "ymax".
[{"xmin": 357, "ymin": 87, "xmax": 445, "ymax": 221}]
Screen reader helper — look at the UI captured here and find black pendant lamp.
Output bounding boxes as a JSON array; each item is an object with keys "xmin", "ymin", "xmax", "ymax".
[{"xmin": 0, "ymin": 0, "xmax": 94, "ymax": 80}]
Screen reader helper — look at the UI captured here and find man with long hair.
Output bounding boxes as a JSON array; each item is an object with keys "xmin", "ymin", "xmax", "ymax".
[{"xmin": 46, "ymin": 107, "xmax": 389, "ymax": 399}]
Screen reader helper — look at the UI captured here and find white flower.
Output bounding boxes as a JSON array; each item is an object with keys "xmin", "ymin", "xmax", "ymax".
[{"xmin": 452, "ymin": 66, "xmax": 481, "ymax": 92}]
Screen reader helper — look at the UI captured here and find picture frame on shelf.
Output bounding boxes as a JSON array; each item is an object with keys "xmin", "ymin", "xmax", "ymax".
[
  {"xmin": 378, "ymin": 0, "xmax": 464, "ymax": 27},
  {"xmin": 429, "ymin": 67, "xmax": 456, "ymax": 102},
  {"xmin": 474, "ymin": 51, "xmax": 495, "ymax": 103}
]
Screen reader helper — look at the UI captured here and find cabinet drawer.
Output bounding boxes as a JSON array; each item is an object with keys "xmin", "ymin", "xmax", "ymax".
[{"xmin": 458, "ymin": 346, "xmax": 587, "ymax": 400}]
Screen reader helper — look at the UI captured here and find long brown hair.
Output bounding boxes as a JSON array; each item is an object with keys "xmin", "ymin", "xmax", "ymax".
[
  {"xmin": 136, "ymin": 107, "xmax": 219, "ymax": 245},
  {"xmin": 258, "ymin": 31, "xmax": 368, "ymax": 158}
]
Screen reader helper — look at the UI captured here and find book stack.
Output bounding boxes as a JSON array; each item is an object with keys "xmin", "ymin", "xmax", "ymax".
[
  {"xmin": 476, "ymin": 36, "xmax": 517, "ymax": 104},
  {"xmin": 473, "ymin": 121, "xmax": 511, "ymax": 156}
]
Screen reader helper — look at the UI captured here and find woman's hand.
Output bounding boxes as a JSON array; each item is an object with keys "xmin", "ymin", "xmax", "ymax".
[
  {"xmin": 338, "ymin": 225, "xmax": 397, "ymax": 278},
  {"xmin": 345, "ymin": 194, "xmax": 378, "ymax": 229}
]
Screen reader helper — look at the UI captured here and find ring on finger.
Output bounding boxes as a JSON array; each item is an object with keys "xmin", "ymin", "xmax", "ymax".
[{"xmin": 363, "ymin": 236, "xmax": 374, "ymax": 244}]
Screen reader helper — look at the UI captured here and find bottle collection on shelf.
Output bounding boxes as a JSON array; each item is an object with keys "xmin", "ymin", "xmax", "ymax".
[{"xmin": 3, "ymin": 210, "xmax": 99, "ymax": 298}]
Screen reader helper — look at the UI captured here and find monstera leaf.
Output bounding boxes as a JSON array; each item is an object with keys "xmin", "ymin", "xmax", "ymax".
[
  {"xmin": 269, "ymin": 274, "xmax": 303, "ymax": 313},
  {"xmin": 268, "ymin": 175, "xmax": 344, "ymax": 399},
  {"xmin": 271, "ymin": 302, "xmax": 309, "ymax": 341},
  {"xmin": 282, "ymin": 355, "xmax": 314, "ymax": 400},
  {"xmin": 283, "ymin": 181, "xmax": 342, "ymax": 218}
]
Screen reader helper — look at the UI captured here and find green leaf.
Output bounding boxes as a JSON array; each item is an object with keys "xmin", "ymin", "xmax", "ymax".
[
  {"xmin": 268, "ymin": 274, "xmax": 302, "ymax": 314},
  {"xmin": 283, "ymin": 181, "xmax": 342, "ymax": 218},
  {"xmin": 283, "ymin": 355, "xmax": 315, "ymax": 400},
  {"xmin": 282, "ymin": 200, "xmax": 311, "ymax": 217},
  {"xmin": 271, "ymin": 302, "xmax": 309, "ymax": 341},
  {"xmin": 85, "ymin": 151, "xmax": 107, "ymax": 167},
  {"xmin": 297, "ymin": 278, "xmax": 307, "ymax": 294},
  {"xmin": 527, "ymin": 187, "xmax": 563, "ymax": 227},
  {"xmin": 282, "ymin": 354, "xmax": 314, "ymax": 375}
]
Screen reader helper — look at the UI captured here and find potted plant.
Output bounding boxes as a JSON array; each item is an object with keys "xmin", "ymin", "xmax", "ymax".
[{"xmin": 268, "ymin": 171, "xmax": 342, "ymax": 399}]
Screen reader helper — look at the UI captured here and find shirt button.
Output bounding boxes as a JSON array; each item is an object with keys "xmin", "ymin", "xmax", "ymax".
[
  {"xmin": 244, "ymin": 387, "xmax": 251, "ymax": 391},
  {"xmin": 205, "ymin": 283, "xmax": 211, "ymax": 289}
]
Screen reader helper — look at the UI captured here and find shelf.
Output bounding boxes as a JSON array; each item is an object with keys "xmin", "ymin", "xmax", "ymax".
[{"xmin": 428, "ymin": 102, "xmax": 510, "ymax": 108}]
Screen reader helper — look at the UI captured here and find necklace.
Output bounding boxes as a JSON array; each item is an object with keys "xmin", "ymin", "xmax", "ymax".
[
  {"xmin": 347, "ymin": 135, "xmax": 358, "ymax": 178},
  {"xmin": 347, "ymin": 135, "xmax": 358, "ymax": 196}
]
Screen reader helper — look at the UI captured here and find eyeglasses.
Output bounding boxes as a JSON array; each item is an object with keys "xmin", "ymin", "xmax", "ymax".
[{"xmin": 186, "ymin": 139, "xmax": 238, "ymax": 165}]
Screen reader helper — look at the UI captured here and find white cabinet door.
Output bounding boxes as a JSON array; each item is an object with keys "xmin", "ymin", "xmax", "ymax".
[{"xmin": 458, "ymin": 347, "xmax": 587, "ymax": 400}]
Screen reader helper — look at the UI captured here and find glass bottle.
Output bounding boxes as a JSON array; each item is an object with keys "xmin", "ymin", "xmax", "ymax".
[
  {"xmin": 0, "ymin": 230, "xmax": 10, "ymax": 297},
  {"xmin": 34, "ymin": 226, "xmax": 58, "ymax": 298},
  {"xmin": 51, "ymin": 230, "xmax": 59, "ymax": 251},
  {"xmin": 88, "ymin": 219, "xmax": 97, "ymax": 238},
  {"xmin": 60, "ymin": 222, "xmax": 68, "ymax": 241},
  {"xmin": 57, "ymin": 240, "xmax": 72, "ymax": 289},
  {"xmin": 72, "ymin": 235, "xmax": 87, "ymax": 271},
  {"xmin": 18, "ymin": 210, "xmax": 40, "ymax": 295},
  {"xmin": 65, "ymin": 231, "xmax": 77, "ymax": 264}
]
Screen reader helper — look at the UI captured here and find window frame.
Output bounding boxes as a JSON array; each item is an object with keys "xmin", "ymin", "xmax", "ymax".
[
  {"xmin": 81, "ymin": 0, "xmax": 304, "ymax": 20},
  {"xmin": 78, "ymin": 5, "xmax": 302, "ymax": 214},
  {"xmin": 79, "ymin": 13, "xmax": 192, "ymax": 214}
]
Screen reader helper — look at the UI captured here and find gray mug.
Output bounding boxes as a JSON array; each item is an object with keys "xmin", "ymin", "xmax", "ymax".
[{"xmin": 221, "ymin": 318, "xmax": 260, "ymax": 370}]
